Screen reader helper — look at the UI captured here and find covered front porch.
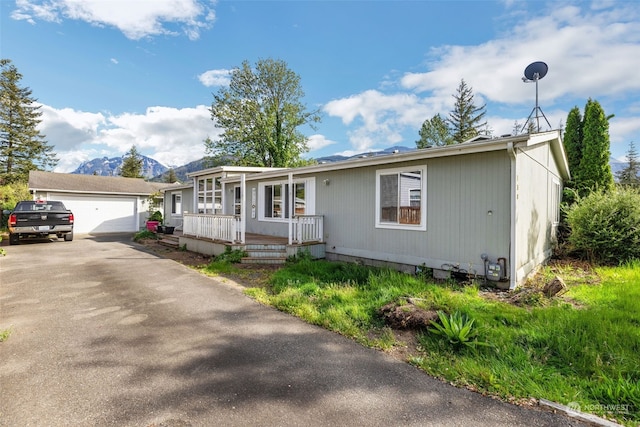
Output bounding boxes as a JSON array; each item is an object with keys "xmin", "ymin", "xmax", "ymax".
[{"xmin": 179, "ymin": 213, "xmax": 325, "ymax": 263}]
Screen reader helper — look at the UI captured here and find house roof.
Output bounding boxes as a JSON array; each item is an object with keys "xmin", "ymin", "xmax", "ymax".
[
  {"xmin": 187, "ymin": 165, "xmax": 284, "ymax": 179},
  {"xmin": 220, "ymin": 131, "xmax": 569, "ymax": 183},
  {"xmin": 29, "ymin": 171, "xmax": 173, "ymax": 196}
]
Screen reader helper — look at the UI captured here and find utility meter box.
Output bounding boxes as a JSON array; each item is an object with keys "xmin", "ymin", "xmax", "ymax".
[{"xmin": 486, "ymin": 263, "xmax": 502, "ymax": 281}]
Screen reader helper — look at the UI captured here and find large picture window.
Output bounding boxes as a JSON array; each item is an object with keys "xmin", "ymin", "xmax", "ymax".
[
  {"xmin": 259, "ymin": 179, "xmax": 314, "ymax": 221},
  {"xmin": 376, "ymin": 166, "xmax": 426, "ymax": 230}
]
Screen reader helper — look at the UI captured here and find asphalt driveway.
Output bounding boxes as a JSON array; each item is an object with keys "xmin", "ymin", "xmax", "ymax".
[{"xmin": 0, "ymin": 235, "xmax": 586, "ymax": 426}]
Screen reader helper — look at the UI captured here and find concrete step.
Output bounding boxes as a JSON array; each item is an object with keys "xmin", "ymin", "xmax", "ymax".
[
  {"xmin": 245, "ymin": 248, "xmax": 287, "ymax": 258},
  {"xmin": 158, "ymin": 234, "xmax": 180, "ymax": 249},
  {"xmin": 241, "ymin": 256, "xmax": 287, "ymax": 265}
]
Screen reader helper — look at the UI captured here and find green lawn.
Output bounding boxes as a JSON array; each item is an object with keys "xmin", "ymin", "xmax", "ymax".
[{"xmin": 239, "ymin": 258, "xmax": 640, "ymax": 426}]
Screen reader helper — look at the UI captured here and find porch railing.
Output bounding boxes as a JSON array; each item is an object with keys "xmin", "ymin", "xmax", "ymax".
[
  {"xmin": 183, "ymin": 214, "xmax": 241, "ymax": 243},
  {"xmin": 292, "ymin": 215, "xmax": 323, "ymax": 244},
  {"xmin": 183, "ymin": 213, "xmax": 323, "ymax": 245}
]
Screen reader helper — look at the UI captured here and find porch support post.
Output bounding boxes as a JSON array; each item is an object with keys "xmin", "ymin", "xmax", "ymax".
[
  {"xmin": 288, "ymin": 172, "xmax": 293, "ymax": 245},
  {"xmin": 240, "ymin": 173, "xmax": 246, "ymax": 244},
  {"xmin": 191, "ymin": 176, "xmax": 197, "ymax": 214}
]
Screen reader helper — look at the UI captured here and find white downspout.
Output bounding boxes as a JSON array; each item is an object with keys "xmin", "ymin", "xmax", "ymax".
[
  {"xmin": 508, "ymin": 142, "xmax": 517, "ymax": 290},
  {"xmin": 240, "ymin": 173, "xmax": 246, "ymax": 244},
  {"xmin": 288, "ymin": 172, "xmax": 293, "ymax": 245}
]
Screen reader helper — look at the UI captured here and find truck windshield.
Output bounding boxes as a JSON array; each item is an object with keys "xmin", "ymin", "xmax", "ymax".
[{"xmin": 15, "ymin": 201, "xmax": 67, "ymax": 211}]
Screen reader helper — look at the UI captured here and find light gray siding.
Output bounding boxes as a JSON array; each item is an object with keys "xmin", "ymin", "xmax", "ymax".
[
  {"xmin": 513, "ymin": 142, "xmax": 562, "ymax": 282},
  {"xmin": 315, "ymin": 151, "xmax": 511, "ymax": 276}
]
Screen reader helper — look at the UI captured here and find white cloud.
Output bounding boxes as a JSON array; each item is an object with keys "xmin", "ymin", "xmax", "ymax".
[
  {"xmin": 400, "ymin": 5, "xmax": 640, "ymax": 105},
  {"xmin": 110, "ymin": 58, "xmax": 118, "ymax": 65},
  {"xmin": 39, "ymin": 105, "xmax": 106, "ymax": 151},
  {"xmin": 306, "ymin": 134, "xmax": 336, "ymax": 152},
  {"xmin": 42, "ymin": 104, "xmax": 220, "ymax": 172},
  {"xmin": 198, "ymin": 69, "xmax": 231, "ymax": 87},
  {"xmin": 324, "ymin": 90, "xmax": 433, "ymax": 151},
  {"xmin": 11, "ymin": 0, "xmax": 216, "ymax": 40},
  {"xmin": 322, "ymin": 3, "xmax": 640, "ymax": 156}
]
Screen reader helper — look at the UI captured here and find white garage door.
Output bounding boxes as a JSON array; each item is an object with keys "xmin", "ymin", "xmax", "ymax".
[{"xmin": 49, "ymin": 194, "xmax": 138, "ymax": 233}]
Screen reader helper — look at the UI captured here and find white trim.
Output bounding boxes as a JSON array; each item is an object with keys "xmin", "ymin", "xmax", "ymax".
[
  {"xmin": 240, "ymin": 174, "xmax": 246, "ymax": 243},
  {"xmin": 257, "ymin": 177, "xmax": 316, "ymax": 223},
  {"xmin": 375, "ymin": 165, "xmax": 427, "ymax": 231},
  {"xmin": 508, "ymin": 142, "xmax": 517, "ymax": 290},
  {"xmin": 170, "ymin": 191, "xmax": 182, "ymax": 216},
  {"xmin": 288, "ymin": 172, "xmax": 293, "ymax": 245}
]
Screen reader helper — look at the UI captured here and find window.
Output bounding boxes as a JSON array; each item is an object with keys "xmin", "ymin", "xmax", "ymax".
[
  {"xmin": 259, "ymin": 179, "xmax": 314, "ymax": 221},
  {"xmin": 234, "ymin": 186, "xmax": 241, "ymax": 216},
  {"xmin": 551, "ymin": 179, "xmax": 561, "ymax": 225},
  {"xmin": 197, "ymin": 176, "xmax": 222, "ymax": 214},
  {"xmin": 376, "ymin": 166, "xmax": 426, "ymax": 230},
  {"xmin": 171, "ymin": 192, "xmax": 182, "ymax": 215}
]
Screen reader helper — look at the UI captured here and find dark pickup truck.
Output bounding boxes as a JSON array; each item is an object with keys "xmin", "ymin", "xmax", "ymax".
[{"xmin": 5, "ymin": 200, "xmax": 74, "ymax": 245}]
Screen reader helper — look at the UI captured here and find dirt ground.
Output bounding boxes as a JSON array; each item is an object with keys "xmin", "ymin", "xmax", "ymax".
[{"xmin": 137, "ymin": 237, "xmax": 213, "ymax": 267}]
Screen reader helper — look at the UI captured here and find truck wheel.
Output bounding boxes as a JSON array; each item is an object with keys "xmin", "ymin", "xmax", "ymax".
[
  {"xmin": 64, "ymin": 232, "xmax": 74, "ymax": 242},
  {"xmin": 9, "ymin": 233, "xmax": 20, "ymax": 245}
]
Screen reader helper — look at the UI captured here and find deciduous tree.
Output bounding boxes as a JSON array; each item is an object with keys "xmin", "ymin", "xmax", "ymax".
[
  {"xmin": 209, "ymin": 58, "xmax": 321, "ymax": 167},
  {"xmin": 416, "ymin": 114, "xmax": 453, "ymax": 148},
  {"xmin": 0, "ymin": 59, "xmax": 57, "ymax": 184}
]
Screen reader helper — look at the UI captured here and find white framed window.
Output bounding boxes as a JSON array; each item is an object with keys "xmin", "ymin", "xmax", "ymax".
[
  {"xmin": 234, "ymin": 186, "xmax": 241, "ymax": 216},
  {"xmin": 197, "ymin": 176, "xmax": 222, "ymax": 214},
  {"xmin": 171, "ymin": 192, "xmax": 182, "ymax": 215},
  {"xmin": 551, "ymin": 178, "xmax": 561, "ymax": 225},
  {"xmin": 258, "ymin": 178, "xmax": 315, "ymax": 221},
  {"xmin": 375, "ymin": 166, "xmax": 427, "ymax": 230}
]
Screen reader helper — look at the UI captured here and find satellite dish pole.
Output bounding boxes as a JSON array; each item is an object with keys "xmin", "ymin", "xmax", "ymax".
[{"xmin": 521, "ymin": 61, "xmax": 551, "ymax": 133}]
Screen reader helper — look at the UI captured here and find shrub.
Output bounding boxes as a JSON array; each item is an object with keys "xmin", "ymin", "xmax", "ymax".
[
  {"xmin": 565, "ymin": 187, "xmax": 640, "ymax": 264},
  {"xmin": 428, "ymin": 310, "xmax": 488, "ymax": 350},
  {"xmin": 215, "ymin": 246, "xmax": 247, "ymax": 263},
  {"xmin": 133, "ymin": 230, "xmax": 158, "ymax": 242},
  {"xmin": 148, "ymin": 210, "xmax": 163, "ymax": 222}
]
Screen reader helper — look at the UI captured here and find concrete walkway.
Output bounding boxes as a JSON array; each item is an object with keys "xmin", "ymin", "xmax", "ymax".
[{"xmin": 0, "ymin": 235, "xmax": 586, "ymax": 426}]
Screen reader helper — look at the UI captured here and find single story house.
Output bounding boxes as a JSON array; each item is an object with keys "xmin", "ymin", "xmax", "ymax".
[
  {"xmin": 29, "ymin": 171, "xmax": 172, "ymax": 233},
  {"xmin": 165, "ymin": 130, "xmax": 569, "ymax": 289}
]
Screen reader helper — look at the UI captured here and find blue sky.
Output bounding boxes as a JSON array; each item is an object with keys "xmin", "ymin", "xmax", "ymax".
[{"xmin": 2, "ymin": 0, "xmax": 640, "ymax": 173}]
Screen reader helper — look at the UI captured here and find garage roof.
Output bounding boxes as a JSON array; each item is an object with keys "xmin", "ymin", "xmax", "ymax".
[{"xmin": 29, "ymin": 171, "xmax": 172, "ymax": 196}]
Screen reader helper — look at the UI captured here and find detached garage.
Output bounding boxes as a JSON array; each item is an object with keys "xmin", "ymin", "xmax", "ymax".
[{"xmin": 29, "ymin": 171, "xmax": 171, "ymax": 234}]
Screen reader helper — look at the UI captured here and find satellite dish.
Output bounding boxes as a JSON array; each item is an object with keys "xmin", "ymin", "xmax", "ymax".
[
  {"xmin": 523, "ymin": 61, "xmax": 548, "ymax": 81},
  {"xmin": 520, "ymin": 61, "xmax": 551, "ymax": 133}
]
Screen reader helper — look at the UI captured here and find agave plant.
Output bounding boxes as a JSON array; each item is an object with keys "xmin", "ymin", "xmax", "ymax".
[{"xmin": 429, "ymin": 310, "xmax": 489, "ymax": 349}]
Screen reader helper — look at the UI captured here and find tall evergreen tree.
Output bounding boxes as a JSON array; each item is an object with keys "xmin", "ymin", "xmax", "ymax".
[
  {"xmin": 165, "ymin": 168, "xmax": 178, "ymax": 183},
  {"xmin": 576, "ymin": 99, "xmax": 614, "ymax": 195},
  {"xmin": 616, "ymin": 141, "xmax": 640, "ymax": 187},
  {"xmin": 0, "ymin": 59, "xmax": 57, "ymax": 184},
  {"xmin": 447, "ymin": 79, "xmax": 487, "ymax": 143},
  {"xmin": 120, "ymin": 145, "xmax": 143, "ymax": 178},
  {"xmin": 416, "ymin": 113, "xmax": 453, "ymax": 148},
  {"xmin": 563, "ymin": 106, "xmax": 583, "ymax": 179}
]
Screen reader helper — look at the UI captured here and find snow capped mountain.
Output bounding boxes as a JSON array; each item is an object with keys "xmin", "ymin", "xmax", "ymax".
[{"xmin": 72, "ymin": 155, "xmax": 167, "ymax": 179}]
